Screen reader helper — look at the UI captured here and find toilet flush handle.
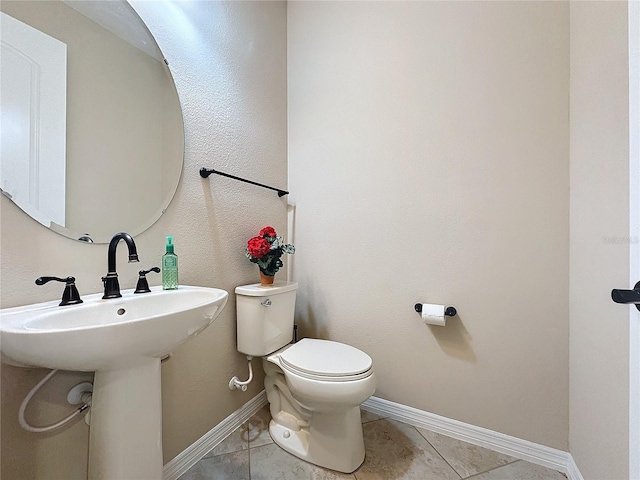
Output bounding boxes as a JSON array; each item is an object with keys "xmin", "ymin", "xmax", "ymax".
[{"xmin": 261, "ymin": 299, "xmax": 272, "ymax": 307}]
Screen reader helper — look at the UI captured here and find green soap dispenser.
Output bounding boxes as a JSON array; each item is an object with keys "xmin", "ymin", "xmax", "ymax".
[{"xmin": 162, "ymin": 236, "xmax": 178, "ymax": 290}]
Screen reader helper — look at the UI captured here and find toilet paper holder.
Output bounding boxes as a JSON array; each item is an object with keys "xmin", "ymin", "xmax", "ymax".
[{"xmin": 414, "ymin": 304, "xmax": 457, "ymax": 317}]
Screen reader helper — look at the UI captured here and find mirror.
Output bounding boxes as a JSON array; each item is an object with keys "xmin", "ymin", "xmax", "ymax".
[{"xmin": 0, "ymin": 0, "xmax": 184, "ymax": 244}]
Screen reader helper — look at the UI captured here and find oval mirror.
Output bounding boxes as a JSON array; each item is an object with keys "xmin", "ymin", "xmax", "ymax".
[{"xmin": 0, "ymin": 0, "xmax": 184, "ymax": 244}]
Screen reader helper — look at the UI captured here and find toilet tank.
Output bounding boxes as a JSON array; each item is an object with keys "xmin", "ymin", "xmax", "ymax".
[{"xmin": 235, "ymin": 281, "xmax": 298, "ymax": 356}]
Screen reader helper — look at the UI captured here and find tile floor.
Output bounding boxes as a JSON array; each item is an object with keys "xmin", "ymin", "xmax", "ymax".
[{"xmin": 179, "ymin": 407, "xmax": 567, "ymax": 480}]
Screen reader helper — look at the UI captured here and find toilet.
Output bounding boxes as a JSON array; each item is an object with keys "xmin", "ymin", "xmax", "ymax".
[{"xmin": 235, "ymin": 281, "xmax": 376, "ymax": 473}]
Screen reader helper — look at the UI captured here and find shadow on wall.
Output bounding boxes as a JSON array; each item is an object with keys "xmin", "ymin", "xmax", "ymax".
[
  {"xmin": 293, "ymin": 285, "xmax": 330, "ymax": 341},
  {"xmin": 295, "ymin": 283, "xmax": 476, "ymax": 364},
  {"xmin": 296, "ymin": 303, "xmax": 331, "ymax": 341},
  {"xmin": 428, "ymin": 314, "xmax": 476, "ymax": 363}
]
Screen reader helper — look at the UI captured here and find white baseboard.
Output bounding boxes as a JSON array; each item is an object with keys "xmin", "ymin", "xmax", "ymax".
[
  {"xmin": 163, "ymin": 392, "xmax": 584, "ymax": 480},
  {"xmin": 162, "ymin": 390, "xmax": 268, "ymax": 480},
  {"xmin": 362, "ymin": 396, "xmax": 584, "ymax": 480},
  {"xmin": 566, "ymin": 455, "xmax": 585, "ymax": 480}
]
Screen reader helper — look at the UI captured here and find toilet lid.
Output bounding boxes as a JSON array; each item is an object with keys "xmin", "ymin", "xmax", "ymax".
[{"xmin": 279, "ymin": 338, "xmax": 373, "ymax": 379}]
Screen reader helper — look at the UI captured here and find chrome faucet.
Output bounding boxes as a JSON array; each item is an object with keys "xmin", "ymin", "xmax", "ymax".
[{"xmin": 102, "ymin": 232, "xmax": 139, "ymax": 299}]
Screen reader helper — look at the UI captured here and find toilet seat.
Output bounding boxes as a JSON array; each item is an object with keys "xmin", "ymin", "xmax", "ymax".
[{"xmin": 278, "ymin": 338, "xmax": 373, "ymax": 382}]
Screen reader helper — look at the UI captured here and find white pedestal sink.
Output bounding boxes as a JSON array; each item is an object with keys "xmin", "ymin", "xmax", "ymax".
[{"xmin": 0, "ymin": 285, "xmax": 228, "ymax": 479}]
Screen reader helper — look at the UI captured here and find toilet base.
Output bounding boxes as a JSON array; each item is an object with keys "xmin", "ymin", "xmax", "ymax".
[{"xmin": 268, "ymin": 405, "xmax": 365, "ymax": 474}]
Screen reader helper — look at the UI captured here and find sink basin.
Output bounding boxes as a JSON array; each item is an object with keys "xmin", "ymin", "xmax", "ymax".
[
  {"xmin": 0, "ymin": 285, "xmax": 228, "ymax": 480},
  {"xmin": 0, "ymin": 285, "xmax": 228, "ymax": 371}
]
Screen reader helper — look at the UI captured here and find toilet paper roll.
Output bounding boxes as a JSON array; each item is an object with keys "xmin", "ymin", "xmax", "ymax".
[{"xmin": 421, "ymin": 303, "xmax": 446, "ymax": 326}]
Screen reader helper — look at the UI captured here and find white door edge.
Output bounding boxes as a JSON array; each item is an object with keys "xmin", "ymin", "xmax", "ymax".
[{"xmin": 628, "ymin": 1, "xmax": 640, "ymax": 478}]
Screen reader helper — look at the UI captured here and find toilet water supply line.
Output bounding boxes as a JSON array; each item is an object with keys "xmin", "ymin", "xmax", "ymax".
[
  {"xmin": 229, "ymin": 356, "xmax": 253, "ymax": 391},
  {"xmin": 19, "ymin": 369, "xmax": 91, "ymax": 433}
]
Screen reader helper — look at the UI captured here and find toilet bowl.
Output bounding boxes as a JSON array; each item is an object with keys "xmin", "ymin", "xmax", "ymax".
[{"xmin": 235, "ymin": 282, "xmax": 376, "ymax": 473}]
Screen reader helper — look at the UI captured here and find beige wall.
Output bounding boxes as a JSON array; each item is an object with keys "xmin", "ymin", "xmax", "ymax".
[
  {"xmin": 0, "ymin": 1, "xmax": 287, "ymax": 478},
  {"xmin": 288, "ymin": 1, "xmax": 570, "ymax": 449},
  {"xmin": 569, "ymin": 2, "xmax": 631, "ymax": 478},
  {"xmin": 4, "ymin": 1, "xmax": 634, "ymax": 477}
]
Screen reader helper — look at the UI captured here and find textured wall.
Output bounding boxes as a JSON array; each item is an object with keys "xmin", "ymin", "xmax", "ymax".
[
  {"xmin": 288, "ymin": 1, "xmax": 570, "ymax": 449},
  {"xmin": 0, "ymin": 1, "xmax": 287, "ymax": 478},
  {"xmin": 569, "ymin": 2, "xmax": 631, "ymax": 478}
]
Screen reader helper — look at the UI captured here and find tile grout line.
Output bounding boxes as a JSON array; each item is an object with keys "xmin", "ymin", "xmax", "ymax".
[
  {"xmin": 412, "ymin": 424, "xmax": 463, "ymax": 480},
  {"xmin": 463, "ymin": 459, "xmax": 523, "ymax": 480},
  {"xmin": 411, "ymin": 422, "xmax": 528, "ymax": 479},
  {"xmin": 362, "ymin": 397, "xmax": 573, "ymax": 474},
  {"xmin": 213, "ymin": 408, "xmax": 558, "ymax": 480},
  {"xmin": 197, "ymin": 410, "xmax": 549, "ymax": 480}
]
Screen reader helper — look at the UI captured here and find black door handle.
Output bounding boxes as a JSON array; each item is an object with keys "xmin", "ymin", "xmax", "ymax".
[{"xmin": 611, "ymin": 281, "xmax": 640, "ymax": 311}]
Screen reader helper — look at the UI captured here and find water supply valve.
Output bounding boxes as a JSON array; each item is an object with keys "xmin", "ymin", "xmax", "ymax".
[
  {"xmin": 229, "ymin": 377, "xmax": 248, "ymax": 391},
  {"xmin": 67, "ymin": 382, "xmax": 93, "ymax": 426},
  {"xmin": 229, "ymin": 356, "xmax": 253, "ymax": 391}
]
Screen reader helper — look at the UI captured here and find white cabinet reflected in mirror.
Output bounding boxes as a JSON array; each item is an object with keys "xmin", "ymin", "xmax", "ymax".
[{"xmin": 0, "ymin": 0, "xmax": 184, "ymax": 244}]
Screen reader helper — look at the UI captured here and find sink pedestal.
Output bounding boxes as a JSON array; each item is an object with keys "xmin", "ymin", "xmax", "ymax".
[
  {"xmin": 0, "ymin": 286, "xmax": 229, "ymax": 479},
  {"xmin": 89, "ymin": 357, "xmax": 163, "ymax": 479}
]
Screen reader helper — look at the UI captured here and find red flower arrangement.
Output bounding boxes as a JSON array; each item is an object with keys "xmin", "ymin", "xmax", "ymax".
[
  {"xmin": 246, "ymin": 226, "xmax": 295, "ymax": 276},
  {"xmin": 247, "ymin": 236, "xmax": 271, "ymax": 258}
]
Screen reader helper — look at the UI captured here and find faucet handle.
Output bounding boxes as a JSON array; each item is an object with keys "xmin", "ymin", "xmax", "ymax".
[
  {"xmin": 35, "ymin": 276, "xmax": 83, "ymax": 306},
  {"xmin": 134, "ymin": 267, "xmax": 160, "ymax": 294}
]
